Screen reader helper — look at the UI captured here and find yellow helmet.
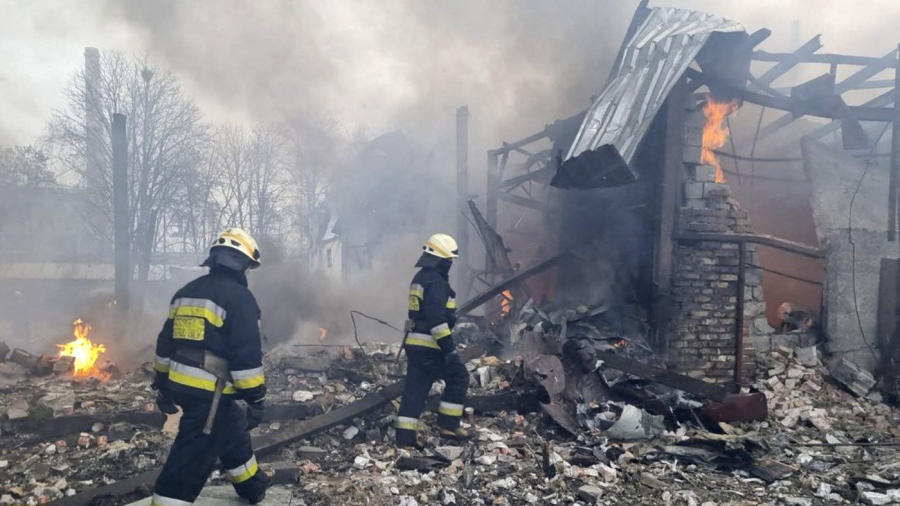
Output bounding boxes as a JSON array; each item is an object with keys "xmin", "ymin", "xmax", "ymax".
[
  {"xmin": 211, "ymin": 228, "xmax": 261, "ymax": 268},
  {"xmin": 423, "ymin": 233, "xmax": 459, "ymax": 259}
]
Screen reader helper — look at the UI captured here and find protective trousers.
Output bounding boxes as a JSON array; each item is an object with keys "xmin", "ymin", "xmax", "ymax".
[
  {"xmin": 396, "ymin": 348, "xmax": 468, "ymax": 445},
  {"xmin": 150, "ymin": 394, "xmax": 268, "ymax": 505}
]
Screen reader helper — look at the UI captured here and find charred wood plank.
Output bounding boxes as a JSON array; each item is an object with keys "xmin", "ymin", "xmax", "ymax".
[
  {"xmin": 685, "ymin": 68, "xmax": 895, "ymax": 123},
  {"xmin": 595, "ymin": 351, "xmax": 730, "ymax": 403},
  {"xmin": 496, "ymin": 191, "xmax": 555, "ymax": 214},
  {"xmin": 396, "ymin": 456, "xmax": 448, "ymax": 472},
  {"xmin": 674, "ymin": 232, "xmax": 822, "ymax": 259},
  {"xmin": 807, "ymin": 90, "xmax": 894, "ymax": 140},
  {"xmin": 499, "ymin": 164, "xmax": 555, "ymax": 190},
  {"xmin": 253, "ymin": 381, "xmax": 405, "ymax": 458},
  {"xmin": 47, "ymin": 469, "xmax": 161, "ymax": 506},
  {"xmin": 756, "ymin": 36, "xmax": 822, "ymax": 86},
  {"xmin": 468, "ymin": 199, "xmax": 516, "ymax": 279},
  {"xmin": 753, "ymin": 51, "xmax": 894, "ymax": 67},
  {"xmin": 762, "ymin": 50, "xmax": 899, "ymax": 139},
  {"xmin": 253, "ymin": 345, "xmax": 485, "ymax": 457},
  {"xmin": 6, "ymin": 411, "xmax": 166, "ymax": 438},
  {"xmin": 457, "ymin": 253, "xmax": 565, "ymax": 316},
  {"xmin": 494, "ymin": 129, "xmax": 551, "ymax": 155},
  {"xmin": 262, "ymin": 402, "xmax": 324, "ymax": 422}
]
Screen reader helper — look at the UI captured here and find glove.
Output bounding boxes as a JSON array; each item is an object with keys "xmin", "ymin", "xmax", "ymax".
[
  {"xmin": 151, "ymin": 372, "xmax": 168, "ymax": 392},
  {"xmin": 444, "ymin": 351, "xmax": 464, "ymax": 367},
  {"xmin": 246, "ymin": 403, "xmax": 265, "ymax": 430},
  {"xmin": 156, "ymin": 391, "xmax": 178, "ymax": 415}
]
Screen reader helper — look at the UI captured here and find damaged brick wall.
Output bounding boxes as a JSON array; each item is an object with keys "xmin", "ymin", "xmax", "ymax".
[{"xmin": 668, "ymin": 108, "xmax": 766, "ymax": 386}]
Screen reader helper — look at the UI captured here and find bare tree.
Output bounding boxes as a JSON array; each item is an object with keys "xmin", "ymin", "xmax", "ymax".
[
  {"xmin": 167, "ymin": 144, "xmax": 222, "ymax": 253},
  {"xmin": 247, "ymin": 124, "xmax": 290, "ymax": 238},
  {"xmin": 0, "ymin": 145, "xmax": 56, "ymax": 187},
  {"xmin": 206, "ymin": 123, "xmax": 290, "ymax": 243},
  {"xmin": 212, "ymin": 125, "xmax": 252, "ymax": 230},
  {"xmin": 47, "ymin": 51, "xmax": 208, "ymax": 283},
  {"xmin": 280, "ymin": 112, "xmax": 352, "ymax": 256}
]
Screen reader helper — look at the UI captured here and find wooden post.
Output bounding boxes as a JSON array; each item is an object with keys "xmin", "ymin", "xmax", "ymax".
[
  {"xmin": 653, "ymin": 76, "xmax": 687, "ymax": 357},
  {"xmin": 112, "ymin": 114, "xmax": 130, "ymax": 313},
  {"xmin": 456, "ymin": 106, "xmax": 470, "ymax": 299}
]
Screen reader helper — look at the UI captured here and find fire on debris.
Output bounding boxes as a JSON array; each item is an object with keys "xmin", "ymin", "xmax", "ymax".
[
  {"xmin": 701, "ymin": 96, "xmax": 739, "ymax": 183},
  {"xmin": 499, "ymin": 290, "xmax": 513, "ymax": 317},
  {"xmin": 56, "ymin": 318, "xmax": 107, "ymax": 378}
]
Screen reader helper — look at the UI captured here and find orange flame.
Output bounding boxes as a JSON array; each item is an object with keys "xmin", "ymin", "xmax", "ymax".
[
  {"xmin": 57, "ymin": 319, "xmax": 107, "ymax": 378},
  {"xmin": 316, "ymin": 327, "xmax": 328, "ymax": 341},
  {"xmin": 701, "ymin": 96, "xmax": 739, "ymax": 183},
  {"xmin": 499, "ymin": 290, "xmax": 513, "ymax": 317}
]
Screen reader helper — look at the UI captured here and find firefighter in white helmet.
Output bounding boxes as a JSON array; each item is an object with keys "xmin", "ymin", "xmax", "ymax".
[
  {"xmin": 396, "ymin": 233, "xmax": 471, "ymax": 448},
  {"xmin": 151, "ymin": 227, "xmax": 271, "ymax": 505}
]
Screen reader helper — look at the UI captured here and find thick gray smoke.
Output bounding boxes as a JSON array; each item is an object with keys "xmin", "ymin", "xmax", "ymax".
[
  {"xmin": 7, "ymin": 0, "xmax": 895, "ymax": 355},
  {"xmin": 94, "ymin": 0, "xmax": 635, "ymax": 151},
  {"xmin": 86, "ymin": 0, "xmax": 638, "ymax": 346}
]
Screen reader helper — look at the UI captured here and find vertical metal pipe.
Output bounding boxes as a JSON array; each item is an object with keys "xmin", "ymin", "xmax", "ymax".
[
  {"xmin": 891, "ymin": 45, "xmax": 900, "ymax": 242},
  {"xmin": 112, "ymin": 114, "xmax": 130, "ymax": 313},
  {"xmin": 734, "ymin": 241, "xmax": 747, "ymax": 392},
  {"xmin": 486, "ymin": 150, "xmax": 499, "ymax": 277},
  {"xmin": 456, "ymin": 106, "xmax": 470, "ymax": 298}
]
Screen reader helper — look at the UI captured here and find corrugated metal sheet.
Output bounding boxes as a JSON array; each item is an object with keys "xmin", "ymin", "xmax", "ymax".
[{"xmin": 565, "ymin": 7, "xmax": 743, "ymax": 164}]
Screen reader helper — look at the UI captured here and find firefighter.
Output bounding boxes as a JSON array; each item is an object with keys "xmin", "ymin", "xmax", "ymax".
[
  {"xmin": 396, "ymin": 233, "xmax": 470, "ymax": 449},
  {"xmin": 150, "ymin": 228, "xmax": 271, "ymax": 505}
]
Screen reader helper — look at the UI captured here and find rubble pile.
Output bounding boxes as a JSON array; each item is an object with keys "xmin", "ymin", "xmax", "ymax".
[
  {"xmin": 277, "ymin": 345, "xmax": 900, "ymax": 506},
  {"xmin": 0, "ymin": 368, "xmax": 168, "ymax": 504},
  {"xmin": 3, "ymin": 339, "xmax": 900, "ymax": 505}
]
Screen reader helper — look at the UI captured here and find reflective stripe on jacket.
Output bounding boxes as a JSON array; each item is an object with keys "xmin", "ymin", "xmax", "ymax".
[
  {"xmin": 407, "ymin": 266, "xmax": 457, "ymax": 353},
  {"xmin": 154, "ymin": 267, "xmax": 266, "ymax": 403}
]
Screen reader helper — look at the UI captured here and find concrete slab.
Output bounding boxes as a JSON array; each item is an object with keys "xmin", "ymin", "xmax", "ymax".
[{"xmin": 127, "ymin": 485, "xmax": 293, "ymax": 505}]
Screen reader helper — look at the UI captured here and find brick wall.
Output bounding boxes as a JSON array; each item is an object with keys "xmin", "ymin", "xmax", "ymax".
[{"xmin": 669, "ymin": 109, "xmax": 765, "ymax": 386}]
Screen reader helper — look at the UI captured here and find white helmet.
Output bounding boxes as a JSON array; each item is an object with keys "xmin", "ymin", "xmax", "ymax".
[
  {"xmin": 211, "ymin": 227, "xmax": 261, "ymax": 268},
  {"xmin": 423, "ymin": 233, "xmax": 459, "ymax": 259}
]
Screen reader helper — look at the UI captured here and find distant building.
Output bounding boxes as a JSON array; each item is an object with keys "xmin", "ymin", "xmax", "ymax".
[{"xmin": 313, "ymin": 131, "xmax": 438, "ymax": 281}]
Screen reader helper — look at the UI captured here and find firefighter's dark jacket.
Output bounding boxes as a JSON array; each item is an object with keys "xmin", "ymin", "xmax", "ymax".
[
  {"xmin": 153, "ymin": 267, "xmax": 266, "ymax": 405},
  {"xmin": 407, "ymin": 256, "xmax": 457, "ymax": 353}
]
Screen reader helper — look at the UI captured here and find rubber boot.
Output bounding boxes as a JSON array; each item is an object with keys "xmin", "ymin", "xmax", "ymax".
[
  {"xmin": 245, "ymin": 470, "xmax": 273, "ymax": 504},
  {"xmin": 396, "ymin": 429, "xmax": 425, "ymax": 451}
]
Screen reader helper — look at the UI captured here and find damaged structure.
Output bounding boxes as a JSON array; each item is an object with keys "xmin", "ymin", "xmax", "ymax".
[
  {"xmin": 479, "ymin": 2, "xmax": 900, "ymax": 404},
  {"xmin": 3, "ymin": 3, "xmax": 900, "ymax": 506}
]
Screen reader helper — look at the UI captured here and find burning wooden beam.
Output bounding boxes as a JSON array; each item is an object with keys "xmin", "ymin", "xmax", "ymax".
[{"xmin": 457, "ymin": 252, "xmax": 566, "ymax": 317}]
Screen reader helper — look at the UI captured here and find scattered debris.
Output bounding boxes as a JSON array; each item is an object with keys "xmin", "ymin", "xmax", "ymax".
[
  {"xmin": 776, "ymin": 302, "xmax": 818, "ymax": 332},
  {"xmin": 1, "ymin": 324, "xmax": 898, "ymax": 506},
  {"xmin": 830, "ymin": 356, "xmax": 877, "ymax": 397}
]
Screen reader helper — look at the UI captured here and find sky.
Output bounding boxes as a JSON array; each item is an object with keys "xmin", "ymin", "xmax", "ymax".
[{"xmin": 0, "ymin": 0, "xmax": 898, "ymax": 150}]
